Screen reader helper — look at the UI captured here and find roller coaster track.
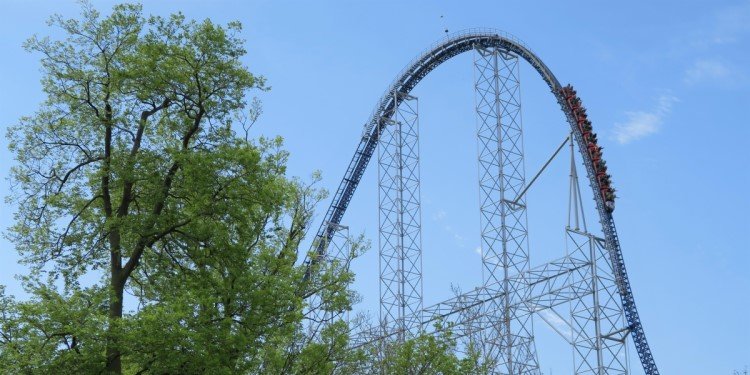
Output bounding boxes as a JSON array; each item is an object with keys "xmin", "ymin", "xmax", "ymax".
[{"xmin": 303, "ymin": 29, "xmax": 659, "ymax": 374}]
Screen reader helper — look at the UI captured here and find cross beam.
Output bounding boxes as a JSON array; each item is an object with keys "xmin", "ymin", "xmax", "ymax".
[{"xmin": 351, "ymin": 250, "xmax": 594, "ymax": 349}]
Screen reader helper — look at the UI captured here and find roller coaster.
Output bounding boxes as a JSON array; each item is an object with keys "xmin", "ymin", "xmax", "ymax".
[{"xmin": 304, "ymin": 29, "xmax": 660, "ymax": 374}]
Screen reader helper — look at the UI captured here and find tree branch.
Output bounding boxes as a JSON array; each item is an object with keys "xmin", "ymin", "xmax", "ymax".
[
  {"xmin": 120, "ymin": 107, "xmax": 204, "ymax": 282},
  {"xmin": 55, "ymin": 156, "xmax": 104, "ymax": 193},
  {"xmin": 116, "ymin": 98, "xmax": 171, "ymax": 218}
]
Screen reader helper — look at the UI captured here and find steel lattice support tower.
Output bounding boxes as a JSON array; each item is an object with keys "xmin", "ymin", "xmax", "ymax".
[
  {"xmin": 566, "ymin": 229, "xmax": 629, "ymax": 374},
  {"xmin": 474, "ymin": 46, "xmax": 540, "ymax": 374},
  {"xmin": 378, "ymin": 92, "xmax": 423, "ymax": 341}
]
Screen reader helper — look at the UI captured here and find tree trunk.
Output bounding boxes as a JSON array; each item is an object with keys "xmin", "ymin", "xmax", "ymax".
[
  {"xmin": 106, "ymin": 229, "xmax": 124, "ymax": 374},
  {"xmin": 106, "ymin": 270, "xmax": 124, "ymax": 374}
]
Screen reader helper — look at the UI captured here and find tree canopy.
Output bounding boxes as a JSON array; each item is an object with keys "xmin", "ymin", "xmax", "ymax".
[{"xmin": 1, "ymin": 2, "xmax": 353, "ymax": 373}]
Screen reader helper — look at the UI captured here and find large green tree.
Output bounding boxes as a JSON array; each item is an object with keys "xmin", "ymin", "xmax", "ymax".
[
  {"xmin": 1, "ymin": 3, "xmax": 361, "ymax": 374},
  {"xmin": 1, "ymin": 3, "xmax": 492, "ymax": 374}
]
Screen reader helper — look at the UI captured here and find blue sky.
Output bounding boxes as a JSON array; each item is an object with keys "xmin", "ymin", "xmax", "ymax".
[{"xmin": 1, "ymin": 1, "xmax": 749, "ymax": 373}]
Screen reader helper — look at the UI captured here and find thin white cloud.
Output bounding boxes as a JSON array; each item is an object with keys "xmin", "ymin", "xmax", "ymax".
[
  {"xmin": 433, "ymin": 223, "xmax": 465, "ymax": 248},
  {"xmin": 681, "ymin": 3, "xmax": 749, "ymax": 88},
  {"xmin": 613, "ymin": 112, "xmax": 660, "ymax": 144},
  {"xmin": 690, "ymin": 1, "xmax": 750, "ymax": 47},
  {"xmin": 444, "ymin": 225, "xmax": 464, "ymax": 246},
  {"xmin": 684, "ymin": 59, "xmax": 731, "ymax": 85},
  {"xmin": 613, "ymin": 95, "xmax": 678, "ymax": 144},
  {"xmin": 711, "ymin": 1, "xmax": 750, "ymax": 45},
  {"xmin": 474, "ymin": 246, "xmax": 482, "ymax": 257},
  {"xmin": 432, "ymin": 209, "xmax": 447, "ymax": 221},
  {"xmin": 431, "ymin": 210, "xmax": 465, "ymax": 248}
]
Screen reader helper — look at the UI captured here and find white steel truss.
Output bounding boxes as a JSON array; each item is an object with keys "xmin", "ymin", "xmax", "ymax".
[
  {"xmin": 377, "ymin": 92, "xmax": 423, "ymax": 342},
  {"xmin": 474, "ymin": 46, "xmax": 540, "ymax": 374}
]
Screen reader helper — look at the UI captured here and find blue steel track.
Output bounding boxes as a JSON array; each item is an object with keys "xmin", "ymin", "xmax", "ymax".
[{"xmin": 304, "ymin": 29, "xmax": 659, "ymax": 375}]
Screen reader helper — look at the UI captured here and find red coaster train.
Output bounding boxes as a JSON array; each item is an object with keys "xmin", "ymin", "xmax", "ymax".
[{"xmin": 561, "ymin": 84, "xmax": 616, "ymax": 212}]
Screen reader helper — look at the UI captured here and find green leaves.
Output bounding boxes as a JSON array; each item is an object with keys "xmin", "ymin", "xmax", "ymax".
[
  {"xmin": 373, "ymin": 327, "xmax": 491, "ymax": 375},
  {"xmin": 1, "ymin": 2, "xmax": 378, "ymax": 373},
  {"xmin": 0, "ymin": 285, "xmax": 108, "ymax": 374}
]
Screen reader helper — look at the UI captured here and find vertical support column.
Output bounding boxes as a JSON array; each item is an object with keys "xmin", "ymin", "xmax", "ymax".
[
  {"xmin": 474, "ymin": 46, "xmax": 540, "ymax": 374},
  {"xmin": 378, "ymin": 92, "xmax": 423, "ymax": 342},
  {"xmin": 567, "ymin": 230, "xmax": 629, "ymax": 375}
]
